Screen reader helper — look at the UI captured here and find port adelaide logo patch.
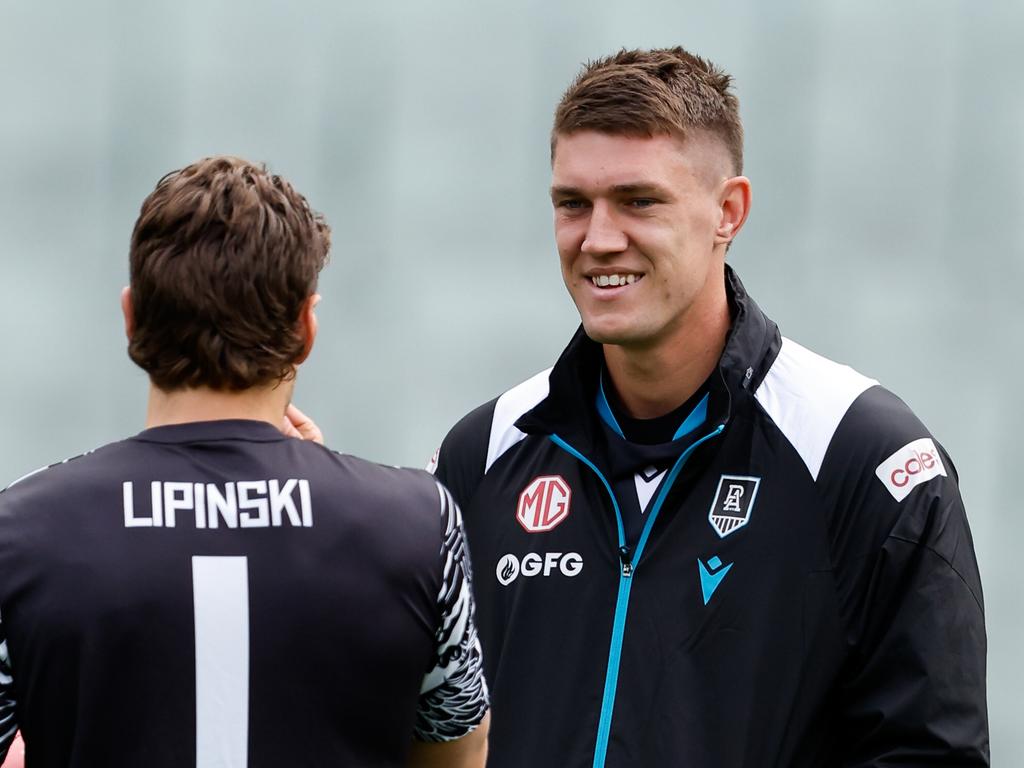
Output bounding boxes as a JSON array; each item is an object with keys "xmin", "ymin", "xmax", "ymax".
[{"xmin": 708, "ymin": 475, "xmax": 760, "ymax": 538}]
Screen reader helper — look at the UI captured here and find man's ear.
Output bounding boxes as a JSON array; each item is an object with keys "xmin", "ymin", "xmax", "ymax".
[
  {"xmin": 120, "ymin": 286, "xmax": 134, "ymax": 340},
  {"xmin": 714, "ymin": 175, "xmax": 752, "ymax": 246},
  {"xmin": 294, "ymin": 293, "xmax": 320, "ymax": 365}
]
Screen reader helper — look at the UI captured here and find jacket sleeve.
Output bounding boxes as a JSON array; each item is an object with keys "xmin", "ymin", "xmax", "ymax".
[{"xmin": 819, "ymin": 386, "xmax": 989, "ymax": 766}]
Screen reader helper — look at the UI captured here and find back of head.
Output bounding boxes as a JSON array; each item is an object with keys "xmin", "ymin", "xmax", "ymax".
[
  {"xmin": 127, "ymin": 156, "xmax": 330, "ymax": 391},
  {"xmin": 552, "ymin": 46, "xmax": 743, "ymax": 175}
]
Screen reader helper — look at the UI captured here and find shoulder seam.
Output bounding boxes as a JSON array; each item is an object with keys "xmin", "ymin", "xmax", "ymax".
[
  {"xmin": 485, "ymin": 368, "xmax": 551, "ymax": 473},
  {"xmin": 2, "ymin": 448, "xmax": 102, "ymax": 494},
  {"xmin": 754, "ymin": 337, "xmax": 877, "ymax": 481},
  {"xmin": 887, "ymin": 534, "xmax": 985, "ymax": 615}
]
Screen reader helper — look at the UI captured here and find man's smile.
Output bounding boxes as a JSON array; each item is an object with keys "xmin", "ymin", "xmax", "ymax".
[{"xmin": 589, "ymin": 273, "xmax": 644, "ymax": 288}]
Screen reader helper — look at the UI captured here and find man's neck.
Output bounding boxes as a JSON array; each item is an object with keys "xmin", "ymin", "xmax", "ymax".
[
  {"xmin": 602, "ymin": 284, "xmax": 731, "ymax": 420},
  {"xmin": 145, "ymin": 381, "xmax": 294, "ymax": 430}
]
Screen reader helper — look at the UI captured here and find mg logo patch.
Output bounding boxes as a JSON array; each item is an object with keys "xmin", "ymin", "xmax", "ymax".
[
  {"xmin": 708, "ymin": 475, "xmax": 760, "ymax": 538},
  {"xmin": 425, "ymin": 447, "xmax": 440, "ymax": 475},
  {"xmin": 517, "ymin": 475, "xmax": 572, "ymax": 533}
]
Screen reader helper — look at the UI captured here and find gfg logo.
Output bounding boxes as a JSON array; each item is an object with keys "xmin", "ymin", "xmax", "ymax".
[
  {"xmin": 517, "ymin": 475, "xmax": 571, "ymax": 533},
  {"xmin": 496, "ymin": 552, "xmax": 584, "ymax": 586}
]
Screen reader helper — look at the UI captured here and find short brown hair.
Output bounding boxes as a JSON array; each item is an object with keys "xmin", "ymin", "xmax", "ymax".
[
  {"xmin": 553, "ymin": 46, "xmax": 743, "ymax": 174},
  {"xmin": 128, "ymin": 156, "xmax": 330, "ymax": 391}
]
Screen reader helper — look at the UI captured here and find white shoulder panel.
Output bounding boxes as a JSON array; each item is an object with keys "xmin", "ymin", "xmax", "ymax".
[
  {"xmin": 485, "ymin": 368, "xmax": 552, "ymax": 473},
  {"xmin": 754, "ymin": 337, "xmax": 878, "ymax": 481}
]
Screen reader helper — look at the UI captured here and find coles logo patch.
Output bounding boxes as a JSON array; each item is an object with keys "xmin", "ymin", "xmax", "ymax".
[
  {"xmin": 875, "ymin": 437, "xmax": 946, "ymax": 502},
  {"xmin": 517, "ymin": 475, "xmax": 571, "ymax": 533}
]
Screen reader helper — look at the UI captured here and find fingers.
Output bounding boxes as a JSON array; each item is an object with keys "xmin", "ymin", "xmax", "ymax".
[
  {"xmin": 280, "ymin": 413, "xmax": 302, "ymax": 439},
  {"xmin": 285, "ymin": 403, "xmax": 325, "ymax": 445}
]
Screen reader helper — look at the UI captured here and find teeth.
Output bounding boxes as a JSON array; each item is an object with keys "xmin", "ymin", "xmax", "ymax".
[{"xmin": 591, "ymin": 274, "xmax": 641, "ymax": 288}]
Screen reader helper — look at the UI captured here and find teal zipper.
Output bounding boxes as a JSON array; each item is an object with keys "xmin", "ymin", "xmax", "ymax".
[{"xmin": 550, "ymin": 423, "xmax": 725, "ymax": 768}]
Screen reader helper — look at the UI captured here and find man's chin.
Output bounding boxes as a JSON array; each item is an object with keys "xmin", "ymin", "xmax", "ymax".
[{"xmin": 581, "ymin": 321, "xmax": 646, "ymax": 348}]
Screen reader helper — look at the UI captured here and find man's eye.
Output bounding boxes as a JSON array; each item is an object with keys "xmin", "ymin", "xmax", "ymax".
[
  {"xmin": 630, "ymin": 198, "xmax": 658, "ymax": 208},
  {"xmin": 557, "ymin": 199, "xmax": 587, "ymax": 210}
]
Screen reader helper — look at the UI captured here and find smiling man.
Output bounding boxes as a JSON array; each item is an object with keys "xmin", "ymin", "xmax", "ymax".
[{"xmin": 430, "ymin": 48, "xmax": 989, "ymax": 766}]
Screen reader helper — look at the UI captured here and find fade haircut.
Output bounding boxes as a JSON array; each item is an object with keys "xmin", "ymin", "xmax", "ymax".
[
  {"xmin": 128, "ymin": 156, "xmax": 331, "ymax": 391},
  {"xmin": 552, "ymin": 46, "xmax": 744, "ymax": 175}
]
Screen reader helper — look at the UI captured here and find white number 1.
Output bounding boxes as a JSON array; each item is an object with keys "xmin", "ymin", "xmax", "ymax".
[{"xmin": 192, "ymin": 556, "xmax": 250, "ymax": 768}]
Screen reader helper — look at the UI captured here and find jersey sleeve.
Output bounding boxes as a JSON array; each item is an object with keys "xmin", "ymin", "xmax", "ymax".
[
  {"xmin": 820, "ymin": 386, "xmax": 989, "ymax": 765},
  {"xmin": 412, "ymin": 483, "xmax": 489, "ymax": 742},
  {"xmin": 0, "ymin": 611, "xmax": 18, "ymax": 760}
]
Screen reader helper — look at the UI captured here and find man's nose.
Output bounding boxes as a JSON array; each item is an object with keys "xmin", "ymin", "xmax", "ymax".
[{"xmin": 581, "ymin": 202, "xmax": 627, "ymax": 256}]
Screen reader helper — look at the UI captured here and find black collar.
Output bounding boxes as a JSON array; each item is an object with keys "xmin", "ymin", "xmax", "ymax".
[
  {"xmin": 132, "ymin": 419, "xmax": 288, "ymax": 444},
  {"xmin": 515, "ymin": 266, "xmax": 781, "ymax": 452}
]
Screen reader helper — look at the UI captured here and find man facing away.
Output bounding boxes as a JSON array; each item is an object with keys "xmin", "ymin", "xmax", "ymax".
[
  {"xmin": 0, "ymin": 157, "xmax": 489, "ymax": 767},
  {"xmin": 430, "ymin": 48, "xmax": 988, "ymax": 766}
]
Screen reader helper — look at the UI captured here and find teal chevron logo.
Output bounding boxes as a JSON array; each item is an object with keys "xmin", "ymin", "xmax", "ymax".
[{"xmin": 698, "ymin": 556, "xmax": 733, "ymax": 605}]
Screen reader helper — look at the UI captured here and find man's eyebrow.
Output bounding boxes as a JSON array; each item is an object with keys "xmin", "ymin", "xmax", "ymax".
[
  {"xmin": 609, "ymin": 182, "xmax": 671, "ymax": 196},
  {"xmin": 550, "ymin": 182, "xmax": 672, "ymax": 198},
  {"xmin": 550, "ymin": 185, "xmax": 582, "ymax": 198}
]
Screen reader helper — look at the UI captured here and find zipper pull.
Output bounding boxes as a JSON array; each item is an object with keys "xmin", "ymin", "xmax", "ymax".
[{"xmin": 619, "ymin": 546, "xmax": 633, "ymax": 578}]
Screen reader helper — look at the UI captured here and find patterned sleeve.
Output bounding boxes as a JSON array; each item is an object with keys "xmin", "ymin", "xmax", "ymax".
[
  {"xmin": 0, "ymin": 610, "xmax": 18, "ymax": 760},
  {"xmin": 413, "ymin": 483, "xmax": 490, "ymax": 742}
]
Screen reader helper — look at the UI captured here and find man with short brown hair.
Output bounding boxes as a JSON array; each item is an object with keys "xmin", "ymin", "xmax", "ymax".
[
  {"xmin": 431, "ymin": 47, "xmax": 988, "ymax": 766},
  {"xmin": 125, "ymin": 156, "xmax": 331, "ymax": 393},
  {"xmin": 0, "ymin": 156, "xmax": 490, "ymax": 768}
]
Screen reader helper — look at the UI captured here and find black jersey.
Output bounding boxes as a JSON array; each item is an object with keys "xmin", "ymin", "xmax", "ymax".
[{"xmin": 0, "ymin": 419, "xmax": 488, "ymax": 768}]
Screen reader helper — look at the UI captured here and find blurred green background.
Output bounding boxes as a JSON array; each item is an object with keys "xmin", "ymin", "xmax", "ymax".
[{"xmin": 1, "ymin": 0, "xmax": 1019, "ymax": 760}]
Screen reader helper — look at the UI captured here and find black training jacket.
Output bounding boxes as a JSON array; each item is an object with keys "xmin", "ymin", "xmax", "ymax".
[{"xmin": 433, "ymin": 268, "xmax": 988, "ymax": 767}]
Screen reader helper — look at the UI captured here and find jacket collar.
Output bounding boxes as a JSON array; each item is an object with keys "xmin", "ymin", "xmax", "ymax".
[{"xmin": 515, "ymin": 266, "xmax": 781, "ymax": 449}]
